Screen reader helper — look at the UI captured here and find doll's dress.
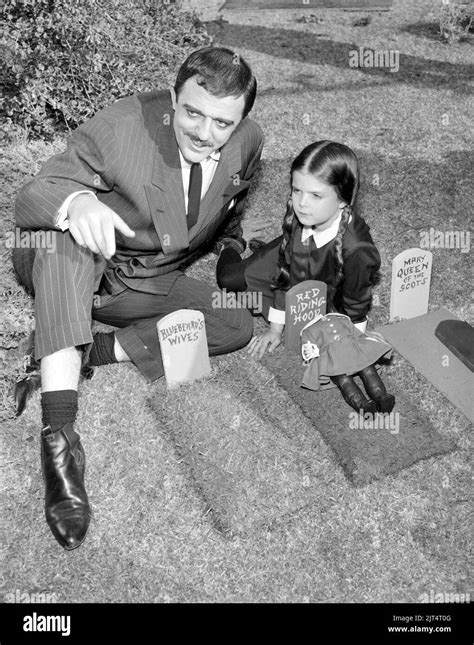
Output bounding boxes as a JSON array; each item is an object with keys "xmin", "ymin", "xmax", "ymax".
[{"xmin": 300, "ymin": 313, "xmax": 393, "ymax": 391}]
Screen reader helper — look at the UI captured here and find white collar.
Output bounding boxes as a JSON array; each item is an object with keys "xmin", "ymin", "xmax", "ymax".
[
  {"xmin": 178, "ymin": 149, "xmax": 221, "ymax": 169},
  {"xmin": 301, "ymin": 211, "xmax": 351, "ymax": 248}
]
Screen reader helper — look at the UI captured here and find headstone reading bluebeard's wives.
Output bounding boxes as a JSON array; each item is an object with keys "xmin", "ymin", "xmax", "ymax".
[
  {"xmin": 285, "ymin": 280, "xmax": 327, "ymax": 353},
  {"xmin": 389, "ymin": 248, "xmax": 433, "ymax": 321},
  {"xmin": 157, "ymin": 310, "xmax": 211, "ymax": 388}
]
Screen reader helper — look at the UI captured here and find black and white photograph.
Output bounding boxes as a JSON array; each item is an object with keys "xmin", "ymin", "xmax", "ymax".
[{"xmin": 1, "ymin": 0, "xmax": 472, "ymax": 641}]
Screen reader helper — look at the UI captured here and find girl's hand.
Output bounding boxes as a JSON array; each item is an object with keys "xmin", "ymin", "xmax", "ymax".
[{"xmin": 248, "ymin": 330, "xmax": 282, "ymax": 360}]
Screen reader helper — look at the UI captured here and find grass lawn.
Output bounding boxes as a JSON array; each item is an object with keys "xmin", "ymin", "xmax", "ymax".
[{"xmin": 0, "ymin": 0, "xmax": 471, "ymax": 618}]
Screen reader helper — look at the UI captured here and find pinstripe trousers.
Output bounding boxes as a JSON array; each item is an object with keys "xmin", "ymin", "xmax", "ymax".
[{"xmin": 13, "ymin": 232, "xmax": 253, "ymax": 383}]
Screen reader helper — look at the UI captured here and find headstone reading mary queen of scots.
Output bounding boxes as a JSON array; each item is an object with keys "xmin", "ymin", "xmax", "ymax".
[{"xmin": 390, "ymin": 248, "xmax": 432, "ymax": 322}]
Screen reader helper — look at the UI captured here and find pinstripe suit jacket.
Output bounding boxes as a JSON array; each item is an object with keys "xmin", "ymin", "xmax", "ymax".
[{"xmin": 15, "ymin": 90, "xmax": 264, "ymax": 295}]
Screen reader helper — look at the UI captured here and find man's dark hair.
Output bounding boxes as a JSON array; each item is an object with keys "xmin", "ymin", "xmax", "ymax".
[{"xmin": 174, "ymin": 46, "xmax": 257, "ymax": 119}]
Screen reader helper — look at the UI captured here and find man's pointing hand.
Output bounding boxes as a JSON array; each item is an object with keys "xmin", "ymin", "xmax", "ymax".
[{"xmin": 68, "ymin": 193, "xmax": 135, "ymax": 259}]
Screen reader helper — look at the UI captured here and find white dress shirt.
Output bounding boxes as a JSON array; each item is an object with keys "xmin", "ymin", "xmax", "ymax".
[{"xmin": 178, "ymin": 149, "xmax": 220, "ymax": 212}]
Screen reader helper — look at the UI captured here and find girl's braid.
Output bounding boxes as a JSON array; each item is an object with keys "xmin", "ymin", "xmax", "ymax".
[
  {"xmin": 333, "ymin": 205, "xmax": 352, "ymax": 287},
  {"xmin": 272, "ymin": 197, "xmax": 294, "ymax": 290}
]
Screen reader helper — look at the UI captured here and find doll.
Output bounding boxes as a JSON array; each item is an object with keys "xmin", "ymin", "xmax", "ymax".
[{"xmin": 300, "ymin": 312, "xmax": 395, "ymax": 414}]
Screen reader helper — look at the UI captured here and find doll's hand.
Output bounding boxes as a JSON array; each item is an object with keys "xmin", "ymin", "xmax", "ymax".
[
  {"xmin": 302, "ymin": 341, "xmax": 320, "ymax": 362},
  {"xmin": 248, "ymin": 330, "xmax": 282, "ymax": 360}
]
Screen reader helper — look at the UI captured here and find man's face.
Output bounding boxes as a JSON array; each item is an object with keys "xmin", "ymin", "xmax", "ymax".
[{"xmin": 171, "ymin": 76, "xmax": 246, "ymax": 163}]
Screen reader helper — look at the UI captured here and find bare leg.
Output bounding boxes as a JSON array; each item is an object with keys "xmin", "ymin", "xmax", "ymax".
[
  {"xmin": 41, "ymin": 347, "xmax": 82, "ymax": 392},
  {"xmin": 113, "ymin": 337, "xmax": 130, "ymax": 363}
]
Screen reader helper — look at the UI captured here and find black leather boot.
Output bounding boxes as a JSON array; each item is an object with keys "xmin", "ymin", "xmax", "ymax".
[
  {"xmin": 331, "ymin": 374, "xmax": 377, "ymax": 415},
  {"xmin": 14, "ymin": 373, "xmax": 41, "ymax": 417},
  {"xmin": 14, "ymin": 332, "xmax": 41, "ymax": 417},
  {"xmin": 359, "ymin": 365, "xmax": 395, "ymax": 413},
  {"xmin": 41, "ymin": 423, "xmax": 91, "ymax": 550}
]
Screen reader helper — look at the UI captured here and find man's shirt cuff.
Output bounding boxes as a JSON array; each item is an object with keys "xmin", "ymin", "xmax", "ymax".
[
  {"xmin": 55, "ymin": 191, "xmax": 97, "ymax": 231},
  {"xmin": 268, "ymin": 307, "xmax": 286, "ymax": 325}
]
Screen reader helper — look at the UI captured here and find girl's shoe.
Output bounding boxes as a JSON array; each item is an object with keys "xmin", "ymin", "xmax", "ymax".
[
  {"xmin": 248, "ymin": 238, "xmax": 266, "ymax": 253},
  {"xmin": 216, "ymin": 236, "xmax": 246, "ymax": 255}
]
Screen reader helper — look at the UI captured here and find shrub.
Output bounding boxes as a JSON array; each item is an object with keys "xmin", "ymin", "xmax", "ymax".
[
  {"xmin": 438, "ymin": 0, "xmax": 473, "ymax": 43},
  {"xmin": 1, "ymin": 0, "xmax": 211, "ymax": 139}
]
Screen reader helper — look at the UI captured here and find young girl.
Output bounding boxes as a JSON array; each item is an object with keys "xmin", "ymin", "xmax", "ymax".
[{"xmin": 217, "ymin": 140, "xmax": 395, "ymax": 414}]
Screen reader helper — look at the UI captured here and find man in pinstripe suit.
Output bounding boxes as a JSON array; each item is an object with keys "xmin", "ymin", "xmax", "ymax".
[{"xmin": 13, "ymin": 47, "xmax": 264, "ymax": 550}]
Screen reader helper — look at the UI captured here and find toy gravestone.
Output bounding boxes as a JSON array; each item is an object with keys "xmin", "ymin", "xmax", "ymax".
[
  {"xmin": 389, "ymin": 248, "xmax": 433, "ymax": 321},
  {"xmin": 285, "ymin": 280, "xmax": 327, "ymax": 353},
  {"xmin": 157, "ymin": 309, "xmax": 211, "ymax": 388}
]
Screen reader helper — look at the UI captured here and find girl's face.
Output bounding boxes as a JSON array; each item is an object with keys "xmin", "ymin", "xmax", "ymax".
[{"xmin": 291, "ymin": 171, "xmax": 347, "ymax": 230}]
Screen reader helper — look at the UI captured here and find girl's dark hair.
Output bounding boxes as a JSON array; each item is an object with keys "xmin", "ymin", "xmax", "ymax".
[
  {"xmin": 174, "ymin": 46, "xmax": 257, "ymax": 119},
  {"xmin": 272, "ymin": 141, "xmax": 360, "ymax": 296}
]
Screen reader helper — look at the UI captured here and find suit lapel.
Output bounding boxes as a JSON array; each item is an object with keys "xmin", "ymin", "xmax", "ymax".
[
  {"xmin": 196, "ymin": 134, "xmax": 248, "ymax": 233},
  {"xmin": 145, "ymin": 104, "xmax": 190, "ymax": 255}
]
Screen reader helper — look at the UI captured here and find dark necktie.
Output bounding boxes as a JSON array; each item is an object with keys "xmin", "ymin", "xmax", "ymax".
[{"xmin": 187, "ymin": 162, "xmax": 202, "ymax": 229}]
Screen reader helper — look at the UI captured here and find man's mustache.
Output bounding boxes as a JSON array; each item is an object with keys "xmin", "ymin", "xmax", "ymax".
[{"xmin": 184, "ymin": 131, "xmax": 213, "ymax": 147}]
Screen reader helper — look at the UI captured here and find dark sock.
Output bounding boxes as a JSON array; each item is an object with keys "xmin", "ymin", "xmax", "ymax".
[
  {"xmin": 88, "ymin": 331, "xmax": 117, "ymax": 366},
  {"xmin": 41, "ymin": 390, "xmax": 78, "ymax": 432}
]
